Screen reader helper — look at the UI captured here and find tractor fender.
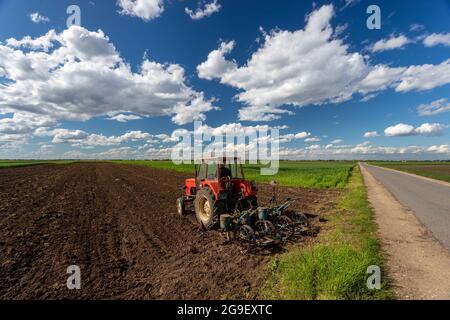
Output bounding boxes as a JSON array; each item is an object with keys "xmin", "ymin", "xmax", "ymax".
[{"xmin": 200, "ymin": 181, "xmax": 221, "ymax": 200}]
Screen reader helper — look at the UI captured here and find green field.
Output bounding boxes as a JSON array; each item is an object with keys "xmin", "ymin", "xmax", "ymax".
[
  {"xmin": 369, "ymin": 161, "xmax": 450, "ymax": 183},
  {"xmin": 0, "ymin": 160, "xmax": 74, "ymax": 168},
  {"xmin": 112, "ymin": 160, "xmax": 355, "ymax": 189}
]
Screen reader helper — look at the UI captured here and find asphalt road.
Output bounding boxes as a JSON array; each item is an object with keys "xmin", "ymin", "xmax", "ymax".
[{"xmin": 361, "ymin": 163, "xmax": 450, "ymax": 251}]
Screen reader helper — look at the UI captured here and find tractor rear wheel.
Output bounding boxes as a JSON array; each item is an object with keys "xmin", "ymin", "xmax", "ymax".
[
  {"xmin": 177, "ymin": 197, "xmax": 187, "ymax": 216},
  {"xmin": 194, "ymin": 188, "xmax": 217, "ymax": 229}
]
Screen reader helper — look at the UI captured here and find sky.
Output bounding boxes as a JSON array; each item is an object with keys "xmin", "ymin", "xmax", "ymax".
[{"xmin": 0, "ymin": 0, "xmax": 449, "ymax": 160}]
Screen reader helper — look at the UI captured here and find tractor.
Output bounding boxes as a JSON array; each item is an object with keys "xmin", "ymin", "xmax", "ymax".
[{"xmin": 176, "ymin": 157, "xmax": 258, "ymax": 229}]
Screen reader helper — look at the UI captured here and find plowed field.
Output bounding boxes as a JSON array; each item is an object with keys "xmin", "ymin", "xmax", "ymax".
[{"xmin": 0, "ymin": 163, "xmax": 338, "ymax": 299}]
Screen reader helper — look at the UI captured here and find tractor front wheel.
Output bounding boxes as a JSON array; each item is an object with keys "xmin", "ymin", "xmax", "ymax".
[
  {"xmin": 194, "ymin": 188, "xmax": 217, "ymax": 229},
  {"xmin": 177, "ymin": 197, "xmax": 187, "ymax": 216}
]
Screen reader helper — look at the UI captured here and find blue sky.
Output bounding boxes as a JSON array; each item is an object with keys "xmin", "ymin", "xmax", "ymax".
[{"xmin": 0, "ymin": 0, "xmax": 449, "ymax": 160}]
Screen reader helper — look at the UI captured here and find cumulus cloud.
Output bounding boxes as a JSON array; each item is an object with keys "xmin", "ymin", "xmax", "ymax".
[
  {"xmin": 107, "ymin": 114, "xmax": 143, "ymax": 122},
  {"xmin": 117, "ymin": 0, "xmax": 164, "ymax": 21},
  {"xmin": 170, "ymin": 93, "xmax": 219, "ymax": 125},
  {"xmin": 197, "ymin": 5, "xmax": 450, "ymax": 121},
  {"xmin": 0, "ymin": 113, "xmax": 56, "ymax": 135},
  {"xmin": 59, "ymin": 142, "xmax": 450, "ymax": 161},
  {"xmin": 423, "ymin": 33, "xmax": 450, "ymax": 47},
  {"xmin": 185, "ymin": 0, "xmax": 221, "ymax": 20},
  {"xmin": 29, "ymin": 12, "xmax": 50, "ymax": 24},
  {"xmin": 417, "ymin": 98, "xmax": 450, "ymax": 116},
  {"xmin": 0, "ymin": 26, "xmax": 217, "ymax": 126},
  {"xmin": 197, "ymin": 41, "xmax": 236, "ymax": 80},
  {"xmin": 279, "ymin": 143, "xmax": 450, "ymax": 160},
  {"xmin": 370, "ymin": 35, "xmax": 410, "ymax": 52},
  {"xmin": 384, "ymin": 123, "xmax": 447, "ymax": 137},
  {"xmin": 5, "ymin": 30, "xmax": 58, "ymax": 52},
  {"xmin": 384, "ymin": 123, "xmax": 416, "ymax": 137},
  {"xmin": 45, "ymin": 129, "xmax": 151, "ymax": 147},
  {"xmin": 295, "ymin": 132, "xmax": 311, "ymax": 139},
  {"xmin": 414, "ymin": 123, "xmax": 447, "ymax": 136},
  {"xmin": 305, "ymin": 137, "xmax": 322, "ymax": 142},
  {"xmin": 198, "ymin": 5, "xmax": 369, "ymax": 121},
  {"xmin": 364, "ymin": 131, "xmax": 379, "ymax": 138}
]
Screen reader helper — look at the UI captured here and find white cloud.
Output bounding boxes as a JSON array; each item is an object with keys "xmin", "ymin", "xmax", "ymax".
[
  {"xmin": 423, "ymin": 33, "xmax": 450, "ymax": 47},
  {"xmin": 394, "ymin": 60, "xmax": 450, "ymax": 92},
  {"xmin": 384, "ymin": 123, "xmax": 447, "ymax": 137},
  {"xmin": 6, "ymin": 30, "xmax": 58, "ymax": 52},
  {"xmin": 295, "ymin": 132, "xmax": 311, "ymax": 139},
  {"xmin": 198, "ymin": 5, "xmax": 370, "ymax": 121},
  {"xmin": 197, "ymin": 41, "xmax": 236, "ymax": 81},
  {"xmin": 117, "ymin": 0, "xmax": 164, "ymax": 21},
  {"xmin": 107, "ymin": 114, "xmax": 142, "ymax": 122},
  {"xmin": 409, "ymin": 24, "xmax": 425, "ymax": 32},
  {"xmin": 341, "ymin": 0, "xmax": 360, "ymax": 10},
  {"xmin": 170, "ymin": 92, "xmax": 219, "ymax": 125},
  {"xmin": 427, "ymin": 145, "xmax": 450, "ymax": 153},
  {"xmin": 185, "ymin": 0, "xmax": 221, "ymax": 20},
  {"xmin": 331, "ymin": 139, "xmax": 343, "ymax": 144},
  {"xmin": 414, "ymin": 123, "xmax": 447, "ymax": 136},
  {"xmin": 358, "ymin": 60, "xmax": 450, "ymax": 94},
  {"xmin": 384, "ymin": 123, "xmax": 416, "ymax": 137},
  {"xmin": 417, "ymin": 98, "xmax": 450, "ymax": 116},
  {"xmin": 279, "ymin": 143, "xmax": 450, "ymax": 160},
  {"xmin": 364, "ymin": 131, "xmax": 379, "ymax": 138},
  {"xmin": 306, "ymin": 144, "xmax": 321, "ymax": 150},
  {"xmin": 0, "ymin": 26, "xmax": 217, "ymax": 126},
  {"xmin": 29, "ymin": 12, "xmax": 49, "ymax": 24},
  {"xmin": 0, "ymin": 113, "xmax": 56, "ymax": 135},
  {"xmin": 47, "ymin": 129, "xmax": 152, "ymax": 147},
  {"xmin": 197, "ymin": 5, "xmax": 450, "ymax": 121},
  {"xmin": 51, "ymin": 129, "xmax": 89, "ymax": 144},
  {"xmin": 305, "ymin": 137, "xmax": 322, "ymax": 142},
  {"xmin": 371, "ymin": 35, "xmax": 409, "ymax": 52}
]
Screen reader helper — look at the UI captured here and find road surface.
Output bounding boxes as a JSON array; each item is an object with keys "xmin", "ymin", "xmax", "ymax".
[{"xmin": 361, "ymin": 163, "xmax": 450, "ymax": 251}]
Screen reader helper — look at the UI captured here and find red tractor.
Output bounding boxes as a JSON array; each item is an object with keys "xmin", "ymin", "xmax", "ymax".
[{"xmin": 177, "ymin": 157, "xmax": 258, "ymax": 229}]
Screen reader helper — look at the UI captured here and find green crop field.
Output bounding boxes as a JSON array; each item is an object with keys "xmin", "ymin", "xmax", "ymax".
[
  {"xmin": 112, "ymin": 160, "xmax": 355, "ymax": 189},
  {"xmin": 369, "ymin": 161, "xmax": 450, "ymax": 183},
  {"xmin": 0, "ymin": 160, "xmax": 74, "ymax": 168}
]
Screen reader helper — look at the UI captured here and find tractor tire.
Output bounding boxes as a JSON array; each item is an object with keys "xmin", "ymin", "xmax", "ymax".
[
  {"xmin": 194, "ymin": 188, "xmax": 217, "ymax": 229},
  {"xmin": 177, "ymin": 197, "xmax": 187, "ymax": 216}
]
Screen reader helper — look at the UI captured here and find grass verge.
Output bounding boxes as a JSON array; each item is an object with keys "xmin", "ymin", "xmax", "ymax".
[{"xmin": 263, "ymin": 165, "xmax": 393, "ymax": 299}]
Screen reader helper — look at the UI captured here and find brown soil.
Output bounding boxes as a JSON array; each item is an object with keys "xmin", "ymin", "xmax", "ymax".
[{"xmin": 0, "ymin": 163, "xmax": 338, "ymax": 300}]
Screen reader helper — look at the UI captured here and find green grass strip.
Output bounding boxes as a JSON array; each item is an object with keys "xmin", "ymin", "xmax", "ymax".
[{"xmin": 263, "ymin": 165, "xmax": 393, "ymax": 300}]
